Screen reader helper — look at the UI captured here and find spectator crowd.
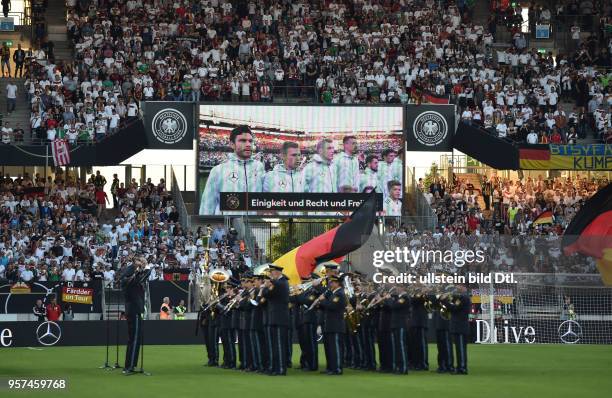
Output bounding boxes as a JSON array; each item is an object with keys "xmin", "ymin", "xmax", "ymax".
[{"xmin": 394, "ymin": 172, "xmax": 610, "ymax": 275}]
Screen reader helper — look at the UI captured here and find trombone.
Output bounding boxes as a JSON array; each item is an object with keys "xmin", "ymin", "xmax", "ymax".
[{"xmin": 365, "ymin": 286, "xmax": 396, "ymax": 310}]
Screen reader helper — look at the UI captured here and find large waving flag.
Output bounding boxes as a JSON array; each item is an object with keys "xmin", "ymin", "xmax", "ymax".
[
  {"xmin": 563, "ymin": 183, "xmax": 612, "ymax": 285},
  {"xmin": 273, "ymin": 193, "xmax": 379, "ymax": 285}
]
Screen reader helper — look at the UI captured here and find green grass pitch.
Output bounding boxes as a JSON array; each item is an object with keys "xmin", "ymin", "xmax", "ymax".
[{"xmin": 1, "ymin": 344, "xmax": 611, "ymax": 398}]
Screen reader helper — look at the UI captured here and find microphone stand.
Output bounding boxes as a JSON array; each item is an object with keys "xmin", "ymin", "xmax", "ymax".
[{"xmin": 99, "ymin": 279, "xmax": 113, "ymax": 369}]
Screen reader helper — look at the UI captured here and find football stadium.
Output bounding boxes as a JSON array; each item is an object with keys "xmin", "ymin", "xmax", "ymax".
[{"xmin": 0, "ymin": 0, "xmax": 611, "ymax": 397}]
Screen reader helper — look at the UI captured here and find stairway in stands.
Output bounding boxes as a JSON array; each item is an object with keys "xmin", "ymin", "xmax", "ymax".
[
  {"xmin": 455, "ymin": 173, "xmax": 491, "ymax": 219},
  {"xmin": 0, "ymin": 77, "xmax": 30, "ymax": 141},
  {"xmin": 45, "ymin": 0, "xmax": 72, "ymax": 63}
]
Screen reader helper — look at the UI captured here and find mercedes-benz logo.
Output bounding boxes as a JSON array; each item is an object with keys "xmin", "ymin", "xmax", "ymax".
[
  {"xmin": 558, "ymin": 320, "xmax": 582, "ymax": 344},
  {"xmin": 413, "ymin": 111, "xmax": 448, "ymax": 147},
  {"xmin": 151, "ymin": 108, "xmax": 188, "ymax": 144},
  {"xmin": 36, "ymin": 321, "xmax": 62, "ymax": 346}
]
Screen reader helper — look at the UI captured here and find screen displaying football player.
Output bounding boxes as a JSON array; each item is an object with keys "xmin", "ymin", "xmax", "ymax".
[
  {"xmin": 302, "ymin": 138, "xmax": 336, "ymax": 193},
  {"xmin": 379, "ymin": 149, "xmax": 403, "ymax": 197},
  {"xmin": 199, "ymin": 125, "xmax": 265, "ymax": 215},
  {"xmin": 359, "ymin": 155, "xmax": 379, "ymax": 193},
  {"xmin": 263, "ymin": 141, "xmax": 303, "ymax": 192},
  {"xmin": 384, "ymin": 180, "xmax": 402, "ymax": 216},
  {"xmin": 332, "ymin": 135, "xmax": 359, "ymax": 193}
]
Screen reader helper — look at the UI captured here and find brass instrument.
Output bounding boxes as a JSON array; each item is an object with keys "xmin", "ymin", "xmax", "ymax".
[
  {"xmin": 253, "ymin": 264, "xmax": 271, "ymax": 277},
  {"xmin": 343, "ymin": 275, "xmax": 360, "ymax": 334},
  {"xmin": 365, "ymin": 287, "xmax": 396, "ymax": 310},
  {"xmin": 290, "ymin": 280, "xmax": 316, "ymax": 296},
  {"xmin": 203, "ymin": 291, "xmax": 230, "ymax": 312},
  {"xmin": 201, "ymin": 267, "xmax": 231, "ymax": 316},
  {"xmin": 413, "ymin": 288, "xmax": 434, "ymax": 313},
  {"xmin": 223, "ymin": 288, "xmax": 249, "ymax": 313},
  {"xmin": 437, "ymin": 293, "xmax": 452, "ymax": 320}
]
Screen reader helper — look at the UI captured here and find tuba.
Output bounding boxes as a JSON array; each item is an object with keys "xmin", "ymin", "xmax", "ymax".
[{"xmin": 208, "ymin": 267, "xmax": 231, "ymax": 302}]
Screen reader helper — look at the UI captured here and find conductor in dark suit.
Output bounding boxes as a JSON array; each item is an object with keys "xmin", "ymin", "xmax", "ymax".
[
  {"xmin": 121, "ymin": 257, "xmax": 148, "ymax": 375},
  {"xmin": 449, "ymin": 285, "xmax": 471, "ymax": 375},
  {"xmin": 317, "ymin": 276, "xmax": 347, "ymax": 375},
  {"xmin": 262, "ymin": 264, "xmax": 290, "ymax": 375}
]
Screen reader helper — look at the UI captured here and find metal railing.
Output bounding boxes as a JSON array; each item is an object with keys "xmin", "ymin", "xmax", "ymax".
[
  {"xmin": 3, "ymin": 115, "xmax": 143, "ymax": 146},
  {"xmin": 5, "ymin": 11, "xmax": 26, "ymax": 26},
  {"xmin": 405, "ymin": 166, "xmax": 437, "ymax": 231},
  {"xmin": 171, "ymin": 166, "xmax": 191, "ymax": 231},
  {"xmin": 161, "ymin": 85, "xmax": 319, "ymax": 104}
]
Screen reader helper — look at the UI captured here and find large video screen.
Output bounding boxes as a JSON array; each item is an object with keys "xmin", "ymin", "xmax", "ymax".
[{"xmin": 197, "ymin": 105, "xmax": 404, "ymax": 216}]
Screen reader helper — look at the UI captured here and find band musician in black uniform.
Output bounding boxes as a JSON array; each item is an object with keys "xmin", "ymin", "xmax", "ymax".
[
  {"xmin": 387, "ymin": 286, "xmax": 410, "ymax": 374},
  {"xmin": 359, "ymin": 285, "xmax": 378, "ymax": 371},
  {"xmin": 197, "ymin": 296, "xmax": 219, "ymax": 367},
  {"xmin": 217, "ymin": 285, "xmax": 237, "ymax": 369},
  {"xmin": 237, "ymin": 275, "xmax": 254, "ymax": 371},
  {"xmin": 261, "ymin": 264, "xmax": 290, "ymax": 376},
  {"xmin": 433, "ymin": 288, "xmax": 454, "ymax": 373},
  {"xmin": 121, "ymin": 257, "xmax": 150, "ymax": 375},
  {"xmin": 294, "ymin": 274, "xmax": 321, "ymax": 371},
  {"xmin": 249, "ymin": 274, "xmax": 266, "ymax": 372},
  {"xmin": 313, "ymin": 276, "xmax": 347, "ymax": 375},
  {"xmin": 409, "ymin": 287, "xmax": 429, "ymax": 371},
  {"xmin": 448, "ymin": 284, "xmax": 471, "ymax": 375}
]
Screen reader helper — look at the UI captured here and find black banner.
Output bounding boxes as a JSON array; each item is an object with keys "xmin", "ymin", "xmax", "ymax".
[
  {"xmin": 0, "ymin": 318, "xmax": 609, "ymax": 347},
  {"xmin": 219, "ymin": 193, "xmax": 384, "ymax": 212},
  {"xmin": 0, "ymin": 121, "xmax": 146, "ymax": 166},
  {"xmin": 405, "ymin": 104, "xmax": 455, "ymax": 152},
  {"xmin": 149, "ymin": 281, "xmax": 190, "ymax": 312},
  {"xmin": 453, "ymin": 122, "xmax": 519, "ymax": 169},
  {"xmin": 144, "ymin": 102, "xmax": 194, "ymax": 149},
  {"xmin": 0, "ymin": 320, "xmax": 202, "ymax": 347},
  {"xmin": 0, "ymin": 280, "xmax": 102, "ymax": 314}
]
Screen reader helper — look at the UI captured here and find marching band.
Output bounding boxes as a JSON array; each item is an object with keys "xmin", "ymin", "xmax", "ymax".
[{"xmin": 197, "ymin": 263, "xmax": 471, "ymax": 376}]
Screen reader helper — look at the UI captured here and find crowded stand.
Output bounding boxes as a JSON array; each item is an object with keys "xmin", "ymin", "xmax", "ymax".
[
  {"xmin": 58, "ymin": 0, "xmax": 610, "ymax": 147},
  {"xmin": 0, "ymin": 171, "xmax": 249, "ymax": 285},
  {"xmin": 4, "ymin": 0, "xmax": 607, "ymax": 145},
  {"xmin": 388, "ymin": 173, "xmax": 610, "ymax": 275}
]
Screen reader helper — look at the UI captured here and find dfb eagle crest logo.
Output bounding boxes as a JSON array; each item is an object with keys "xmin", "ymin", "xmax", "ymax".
[
  {"xmin": 225, "ymin": 194, "xmax": 241, "ymax": 210},
  {"xmin": 413, "ymin": 111, "xmax": 448, "ymax": 147},
  {"xmin": 151, "ymin": 108, "xmax": 188, "ymax": 144}
]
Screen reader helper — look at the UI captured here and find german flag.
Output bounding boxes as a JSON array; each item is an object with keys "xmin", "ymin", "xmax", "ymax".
[
  {"xmin": 411, "ymin": 87, "xmax": 450, "ymax": 104},
  {"xmin": 533, "ymin": 210, "xmax": 554, "ymax": 225},
  {"xmin": 273, "ymin": 192, "xmax": 378, "ymax": 285},
  {"xmin": 519, "ymin": 146, "xmax": 551, "ymax": 169},
  {"xmin": 563, "ymin": 183, "xmax": 612, "ymax": 285}
]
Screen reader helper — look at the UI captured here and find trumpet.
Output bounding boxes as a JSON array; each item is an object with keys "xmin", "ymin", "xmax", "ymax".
[
  {"xmin": 366, "ymin": 287, "xmax": 396, "ymax": 310},
  {"xmin": 223, "ymin": 288, "xmax": 251, "ymax": 313},
  {"xmin": 203, "ymin": 291, "xmax": 230, "ymax": 312}
]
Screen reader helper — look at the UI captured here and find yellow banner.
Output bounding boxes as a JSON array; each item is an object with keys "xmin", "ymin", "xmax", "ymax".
[
  {"xmin": 62, "ymin": 293, "xmax": 93, "ymax": 304},
  {"xmin": 521, "ymin": 144, "xmax": 612, "ymax": 170},
  {"xmin": 62, "ymin": 286, "xmax": 93, "ymax": 304}
]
